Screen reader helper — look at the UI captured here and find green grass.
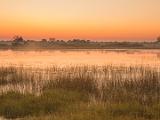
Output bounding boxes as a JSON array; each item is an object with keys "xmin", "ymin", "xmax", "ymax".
[
  {"xmin": 0, "ymin": 65, "xmax": 159, "ymax": 119},
  {"xmin": 22, "ymin": 102, "xmax": 160, "ymax": 120},
  {"xmin": 0, "ymin": 90, "xmax": 159, "ymax": 120},
  {"xmin": 0, "ymin": 89, "xmax": 88, "ymax": 119}
]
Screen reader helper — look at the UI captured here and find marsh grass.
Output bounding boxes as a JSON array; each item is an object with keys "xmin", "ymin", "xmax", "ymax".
[
  {"xmin": 0, "ymin": 89, "xmax": 88, "ymax": 119},
  {"xmin": 0, "ymin": 65, "xmax": 159, "ymax": 119}
]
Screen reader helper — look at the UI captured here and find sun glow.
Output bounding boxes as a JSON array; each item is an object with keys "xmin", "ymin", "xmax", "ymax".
[{"xmin": 0, "ymin": 0, "xmax": 160, "ymax": 41}]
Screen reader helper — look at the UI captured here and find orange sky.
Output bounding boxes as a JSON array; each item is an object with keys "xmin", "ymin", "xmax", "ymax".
[{"xmin": 0, "ymin": 0, "xmax": 160, "ymax": 41}]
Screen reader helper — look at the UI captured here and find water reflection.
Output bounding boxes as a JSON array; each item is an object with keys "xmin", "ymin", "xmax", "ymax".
[{"xmin": 0, "ymin": 49, "xmax": 160, "ymax": 67}]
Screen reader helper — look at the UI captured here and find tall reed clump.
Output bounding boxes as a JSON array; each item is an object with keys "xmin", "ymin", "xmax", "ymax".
[
  {"xmin": 0, "ymin": 65, "xmax": 159, "ymax": 119},
  {"xmin": 44, "ymin": 65, "xmax": 160, "ymax": 105},
  {"xmin": 44, "ymin": 66, "xmax": 99, "ymax": 95},
  {"xmin": 100, "ymin": 66, "xmax": 160, "ymax": 105},
  {"xmin": 0, "ymin": 66, "xmax": 48, "ymax": 94}
]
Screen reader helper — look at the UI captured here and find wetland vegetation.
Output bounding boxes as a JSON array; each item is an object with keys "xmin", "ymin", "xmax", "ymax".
[
  {"xmin": 0, "ymin": 65, "xmax": 159, "ymax": 120},
  {"xmin": 1, "ymin": 36, "xmax": 160, "ymax": 50}
]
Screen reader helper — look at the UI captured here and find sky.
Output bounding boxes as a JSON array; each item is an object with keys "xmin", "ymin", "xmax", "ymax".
[{"xmin": 0, "ymin": 0, "xmax": 160, "ymax": 41}]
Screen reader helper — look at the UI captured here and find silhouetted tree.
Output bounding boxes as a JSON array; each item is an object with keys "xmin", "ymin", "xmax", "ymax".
[
  {"xmin": 12, "ymin": 36, "xmax": 25, "ymax": 46},
  {"xmin": 87, "ymin": 40, "xmax": 91, "ymax": 43},
  {"xmin": 13, "ymin": 36, "xmax": 24, "ymax": 42},
  {"xmin": 49, "ymin": 38, "xmax": 56, "ymax": 42},
  {"xmin": 41, "ymin": 39, "xmax": 47, "ymax": 42},
  {"xmin": 157, "ymin": 36, "xmax": 160, "ymax": 43}
]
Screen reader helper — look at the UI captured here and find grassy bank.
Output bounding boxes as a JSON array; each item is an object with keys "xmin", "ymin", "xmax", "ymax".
[{"xmin": 0, "ymin": 65, "xmax": 159, "ymax": 119}]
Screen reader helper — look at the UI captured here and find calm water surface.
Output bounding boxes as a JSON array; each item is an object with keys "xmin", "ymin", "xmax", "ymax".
[
  {"xmin": 0, "ymin": 49, "xmax": 160, "ymax": 67},
  {"xmin": 1, "ymin": 49, "xmax": 160, "ymax": 94}
]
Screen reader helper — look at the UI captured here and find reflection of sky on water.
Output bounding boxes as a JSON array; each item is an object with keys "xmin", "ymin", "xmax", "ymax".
[{"xmin": 0, "ymin": 49, "xmax": 160, "ymax": 67}]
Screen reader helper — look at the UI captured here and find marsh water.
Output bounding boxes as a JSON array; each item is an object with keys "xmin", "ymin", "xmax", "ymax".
[
  {"xmin": 0, "ymin": 49, "xmax": 160, "ymax": 94},
  {"xmin": 0, "ymin": 49, "xmax": 160, "ymax": 67}
]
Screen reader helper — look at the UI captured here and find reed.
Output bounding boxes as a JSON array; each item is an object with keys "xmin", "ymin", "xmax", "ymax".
[{"xmin": 0, "ymin": 65, "xmax": 159, "ymax": 119}]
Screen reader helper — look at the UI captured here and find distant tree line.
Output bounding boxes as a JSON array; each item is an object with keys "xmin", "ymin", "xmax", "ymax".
[
  {"xmin": 0, "ymin": 35, "xmax": 160, "ymax": 49},
  {"xmin": 12, "ymin": 36, "xmax": 92, "ymax": 45}
]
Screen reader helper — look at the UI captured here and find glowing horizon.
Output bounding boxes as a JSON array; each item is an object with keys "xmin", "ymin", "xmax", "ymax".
[{"xmin": 0, "ymin": 0, "xmax": 160, "ymax": 41}]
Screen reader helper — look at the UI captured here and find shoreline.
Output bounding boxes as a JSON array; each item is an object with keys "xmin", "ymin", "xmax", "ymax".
[{"xmin": 1, "ymin": 47, "xmax": 160, "ymax": 51}]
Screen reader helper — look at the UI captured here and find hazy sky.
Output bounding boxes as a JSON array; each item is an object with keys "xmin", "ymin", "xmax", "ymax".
[{"xmin": 0, "ymin": 0, "xmax": 160, "ymax": 41}]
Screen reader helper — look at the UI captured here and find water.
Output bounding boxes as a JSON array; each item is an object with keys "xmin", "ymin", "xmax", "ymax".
[
  {"xmin": 0, "ymin": 49, "xmax": 160, "ymax": 67},
  {"xmin": 0, "ymin": 49, "xmax": 160, "ymax": 94}
]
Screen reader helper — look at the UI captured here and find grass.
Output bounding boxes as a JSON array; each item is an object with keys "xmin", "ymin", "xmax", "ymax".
[
  {"xmin": 0, "ymin": 65, "xmax": 159, "ymax": 119},
  {"xmin": 0, "ymin": 89, "xmax": 88, "ymax": 119}
]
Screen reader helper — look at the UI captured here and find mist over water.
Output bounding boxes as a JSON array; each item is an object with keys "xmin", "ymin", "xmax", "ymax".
[{"xmin": 0, "ymin": 49, "xmax": 160, "ymax": 67}]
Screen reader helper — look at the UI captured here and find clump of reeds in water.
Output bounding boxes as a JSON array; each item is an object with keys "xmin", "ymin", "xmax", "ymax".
[
  {"xmin": 0, "ymin": 66, "xmax": 47, "ymax": 94},
  {"xmin": 0, "ymin": 65, "xmax": 160, "ymax": 102},
  {"xmin": 43, "ymin": 65, "xmax": 160, "ymax": 105},
  {"xmin": 0, "ymin": 65, "xmax": 159, "ymax": 119}
]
